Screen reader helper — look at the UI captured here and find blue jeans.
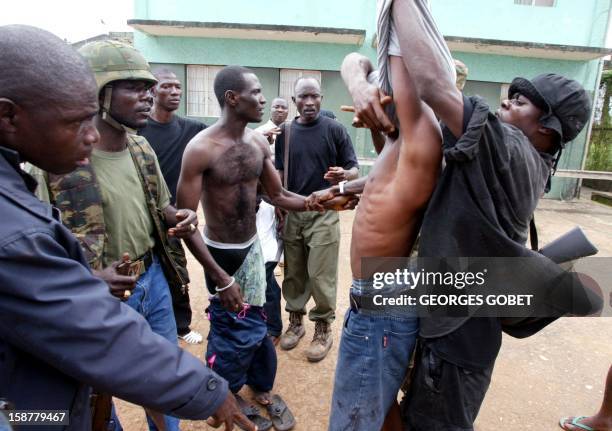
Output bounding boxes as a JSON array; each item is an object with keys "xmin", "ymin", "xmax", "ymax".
[
  {"xmin": 328, "ymin": 306, "xmax": 418, "ymax": 431},
  {"xmin": 206, "ymin": 299, "xmax": 277, "ymax": 393},
  {"xmin": 111, "ymin": 254, "xmax": 180, "ymax": 431}
]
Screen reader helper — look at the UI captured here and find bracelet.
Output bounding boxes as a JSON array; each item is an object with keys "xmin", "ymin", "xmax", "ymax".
[
  {"xmin": 215, "ymin": 277, "xmax": 235, "ymax": 292},
  {"xmin": 339, "ymin": 180, "xmax": 348, "ymax": 195}
]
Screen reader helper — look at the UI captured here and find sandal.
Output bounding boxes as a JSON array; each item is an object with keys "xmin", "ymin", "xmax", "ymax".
[
  {"xmin": 241, "ymin": 405, "xmax": 272, "ymax": 431},
  {"xmin": 178, "ymin": 330, "xmax": 203, "ymax": 344},
  {"xmin": 266, "ymin": 395, "xmax": 296, "ymax": 431}
]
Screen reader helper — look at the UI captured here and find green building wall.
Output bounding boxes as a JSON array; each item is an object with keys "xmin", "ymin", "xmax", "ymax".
[{"xmin": 135, "ymin": 0, "xmax": 610, "ymax": 197}]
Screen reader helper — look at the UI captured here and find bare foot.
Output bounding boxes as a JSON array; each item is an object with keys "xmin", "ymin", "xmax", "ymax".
[
  {"xmin": 560, "ymin": 415, "xmax": 612, "ymax": 430},
  {"xmin": 254, "ymin": 391, "xmax": 272, "ymax": 405},
  {"xmin": 269, "ymin": 335, "xmax": 279, "ymax": 346}
]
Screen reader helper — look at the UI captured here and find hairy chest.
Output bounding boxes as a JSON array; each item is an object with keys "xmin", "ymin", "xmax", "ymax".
[{"xmin": 208, "ymin": 142, "xmax": 263, "ymax": 185}]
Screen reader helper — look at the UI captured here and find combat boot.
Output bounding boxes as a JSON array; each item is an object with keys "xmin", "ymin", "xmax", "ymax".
[
  {"xmin": 280, "ymin": 312, "xmax": 305, "ymax": 351},
  {"xmin": 305, "ymin": 321, "xmax": 332, "ymax": 362}
]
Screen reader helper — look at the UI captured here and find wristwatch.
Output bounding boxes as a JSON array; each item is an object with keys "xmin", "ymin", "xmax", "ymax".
[{"xmin": 339, "ymin": 180, "xmax": 348, "ymax": 195}]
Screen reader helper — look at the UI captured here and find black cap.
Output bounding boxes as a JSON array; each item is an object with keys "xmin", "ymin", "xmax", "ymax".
[{"xmin": 508, "ymin": 73, "xmax": 591, "ymax": 145}]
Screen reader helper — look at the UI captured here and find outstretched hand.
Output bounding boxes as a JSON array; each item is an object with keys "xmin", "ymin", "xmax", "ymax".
[
  {"xmin": 168, "ymin": 209, "xmax": 198, "ymax": 238},
  {"xmin": 306, "ymin": 189, "xmax": 359, "ymax": 212},
  {"xmin": 324, "ymin": 195, "xmax": 359, "ymax": 211},
  {"xmin": 208, "ymin": 392, "xmax": 258, "ymax": 431},
  {"xmin": 305, "ymin": 188, "xmax": 336, "ymax": 212}
]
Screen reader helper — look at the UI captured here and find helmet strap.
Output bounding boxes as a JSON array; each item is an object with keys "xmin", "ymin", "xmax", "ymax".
[
  {"xmin": 544, "ymin": 147, "xmax": 563, "ymax": 193},
  {"xmin": 100, "ymin": 85, "xmax": 131, "ymax": 132}
]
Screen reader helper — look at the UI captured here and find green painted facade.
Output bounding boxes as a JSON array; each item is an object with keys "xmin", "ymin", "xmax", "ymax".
[{"xmin": 134, "ymin": 0, "xmax": 611, "ymax": 197}]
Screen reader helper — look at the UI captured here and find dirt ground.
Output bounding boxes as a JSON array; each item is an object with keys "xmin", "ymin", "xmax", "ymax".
[{"xmin": 116, "ymin": 193, "xmax": 612, "ymax": 430}]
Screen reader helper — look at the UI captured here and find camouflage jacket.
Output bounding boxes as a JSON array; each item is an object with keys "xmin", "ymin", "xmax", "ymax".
[{"xmin": 42, "ymin": 135, "xmax": 189, "ymax": 289}]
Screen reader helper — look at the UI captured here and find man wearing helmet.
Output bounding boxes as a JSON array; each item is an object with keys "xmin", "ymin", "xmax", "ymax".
[
  {"xmin": 28, "ymin": 40, "xmax": 200, "ymax": 431},
  {"xmin": 1, "ymin": 25, "xmax": 256, "ymax": 431}
]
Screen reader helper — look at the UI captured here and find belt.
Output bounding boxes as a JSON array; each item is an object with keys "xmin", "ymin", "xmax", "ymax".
[
  {"xmin": 130, "ymin": 249, "xmax": 154, "ymax": 275},
  {"xmin": 350, "ymin": 292, "xmax": 381, "ymax": 311}
]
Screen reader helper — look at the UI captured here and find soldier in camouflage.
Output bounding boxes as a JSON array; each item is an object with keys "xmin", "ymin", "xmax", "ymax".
[{"xmin": 28, "ymin": 40, "xmax": 202, "ymax": 431}]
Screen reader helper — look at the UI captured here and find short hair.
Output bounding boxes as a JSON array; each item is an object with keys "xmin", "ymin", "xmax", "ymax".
[
  {"xmin": 293, "ymin": 76, "xmax": 321, "ymax": 94},
  {"xmin": 0, "ymin": 25, "xmax": 95, "ymax": 111},
  {"xmin": 271, "ymin": 97, "xmax": 288, "ymax": 107},
  {"xmin": 152, "ymin": 67, "xmax": 177, "ymax": 81},
  {"xmin": 214, "ymin": 65, "xmax": 254, "ymax": 108}
]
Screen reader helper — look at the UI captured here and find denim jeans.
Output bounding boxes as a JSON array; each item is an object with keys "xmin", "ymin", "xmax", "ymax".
[
  {"xmin": 264, "ymin": 261, "xmax": 283, "ymax": 337},
  {"xmin": 328, "ymin": 306, "xmax": 418, "ymax": 431},
  {"xmin": 111, "ymin": 254, "xmax": 180, "ymax": 431},
  {"xmin": 206, "ymin": 299, "xmax": 277, "ymax": 393}
]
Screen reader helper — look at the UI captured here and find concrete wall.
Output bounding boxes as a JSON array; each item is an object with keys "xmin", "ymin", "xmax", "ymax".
[
  {"xmin": 136, "ymin": 0, "xmax": 610, "ymax": 197},
  {"xmin": 431, "ymin": 0, "xmax": 611, "ymax": 47}
]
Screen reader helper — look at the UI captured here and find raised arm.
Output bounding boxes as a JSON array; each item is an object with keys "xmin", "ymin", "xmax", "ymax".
[
  {"xmin": 390, "ymin": 55, "xmax": 442, "ymax": 209},
  {"xmin": 341, "ymin": 53, "xmax": 395, "ymax": 133},
  {"xmin": 392, "ymin": 0, "xmax": 463, "ymax": 137},
  {"xmin": 176, "ymin": 140, "xmax": 245, "ymax": 311}
]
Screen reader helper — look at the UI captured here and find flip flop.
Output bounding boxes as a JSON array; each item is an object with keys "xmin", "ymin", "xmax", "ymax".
[
  {"xmin": 241, "ymin": 405, "xmax": 273, "ymax": 431},
  {"xmin": 267, "ymin": 394, "xmax": 296, "ymax": 431},
  {"xmin": 559, "ymin": 416, "xmax": 596, "ymax": 431}
]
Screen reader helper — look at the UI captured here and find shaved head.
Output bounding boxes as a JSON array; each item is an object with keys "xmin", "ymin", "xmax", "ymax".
[{"xmin": 0, "ymin": 25, "xmax": 96, "ymax": 111}]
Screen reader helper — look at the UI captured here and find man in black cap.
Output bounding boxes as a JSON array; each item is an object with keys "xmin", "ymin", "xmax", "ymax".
[{"xmin": 327, "ymin": 1, "xmax": 594, "ymax": 429}]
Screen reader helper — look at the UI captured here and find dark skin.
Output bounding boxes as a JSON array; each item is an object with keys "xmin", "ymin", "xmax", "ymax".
[
  {"xmin": 311, "ymin": 2, "xmax": 558, "ymax": 428},
  {"xmin": 270, "ymin": 97, "xmax": 289, "ymax": 126},
  {"xmin": 178, "ymin": 73, "xmax": 350, "ymax": 311},
  {"xmin": 259, "ymin": 98, "xmax": 288, "ymax": 143},
  {"xmin": 288, "ymin": 78, "xmax": 359, "ymax": 185},
  {"xmin": 0, "ymin": 84, "xmax": 98, "ymax": 175},
  {"xmin": 178, "ymin": 72, "xmax": 353, "ymax": 408},
  {"xmin": 312, "ymin": 55, "xmax": 442, "ymax": 279},
  {"xmin": 150, "ymin": 71, "xmax": 182, "ymax": 123},
  {"xmin": 93, "ymin": 79, "xmax": 199, "ymax": 295}
]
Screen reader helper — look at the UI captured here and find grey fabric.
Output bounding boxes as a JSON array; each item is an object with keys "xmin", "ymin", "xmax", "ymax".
[
  {"xmin": 0, "ymin": 147, "xmax": 228, "ymax": 429},
  {"xmin": 376, "ymin": 0, "xmax": 455, "ymax": 125}
]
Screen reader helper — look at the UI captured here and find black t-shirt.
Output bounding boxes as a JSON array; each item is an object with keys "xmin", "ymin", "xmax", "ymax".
[
  {"xmin": 275, "ymin": 115, "xmax": 358, "ymax": 196},
  {"xmin": 419, "ymin": 95, "xmax": 554, "ymax": 370},
  {"xmin": 139, "ymin": 116, "xmax": 206, "ymax": 204}
]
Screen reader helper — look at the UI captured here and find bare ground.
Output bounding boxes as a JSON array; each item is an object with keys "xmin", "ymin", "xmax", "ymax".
[{"xmin": 116, "ymin": 195, "xmax": 612, "ymax": 430}]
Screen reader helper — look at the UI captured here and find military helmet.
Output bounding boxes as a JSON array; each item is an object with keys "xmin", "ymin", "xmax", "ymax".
[{"xmin": 78, "ymin": 40, "xmax": 156, "ymax": 93}]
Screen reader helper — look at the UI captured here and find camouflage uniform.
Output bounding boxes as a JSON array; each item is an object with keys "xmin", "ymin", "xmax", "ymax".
[
  {"xmin": 29, "ymin": 40, "xmax": 188, "ymax": 431},
  {"xmin": 32, "ymin": 135, "xmax": 189, "ymax": 286}
]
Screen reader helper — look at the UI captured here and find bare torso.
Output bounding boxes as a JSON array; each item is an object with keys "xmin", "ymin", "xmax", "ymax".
[
  {"xmin": 350, "ymin": 135, "xmax": 430, "ymax": 279},
  {"xmin": 198, "ymin": 127, "xmax": 264, "ymax": 243}
]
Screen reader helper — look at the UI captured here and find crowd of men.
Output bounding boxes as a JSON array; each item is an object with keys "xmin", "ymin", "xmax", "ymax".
[{"xmin": 0, "ymin": 0, "xmax": 607, "ymax": 430}]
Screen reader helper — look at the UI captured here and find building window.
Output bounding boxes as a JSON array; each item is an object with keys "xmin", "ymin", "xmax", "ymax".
[
  {"xmin": 514, "ymin": 0, "xmax": 556, "ymax": 6},
  {"xmin": 279, "ymin": 69, "xmax": 322, "ymax": 119},
  {"xmin": 186, "ymin": 65, "xmax": 224, "ymax": 117}
]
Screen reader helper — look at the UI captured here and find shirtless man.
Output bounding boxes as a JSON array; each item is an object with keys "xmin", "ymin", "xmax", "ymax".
[
  {"xmin": 177, "ymin": 65, "xmax": 349, "ymax": 427},
  {"xmin": 315, "ymin": 44, "xmax": 452, "ymax": 431}
]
